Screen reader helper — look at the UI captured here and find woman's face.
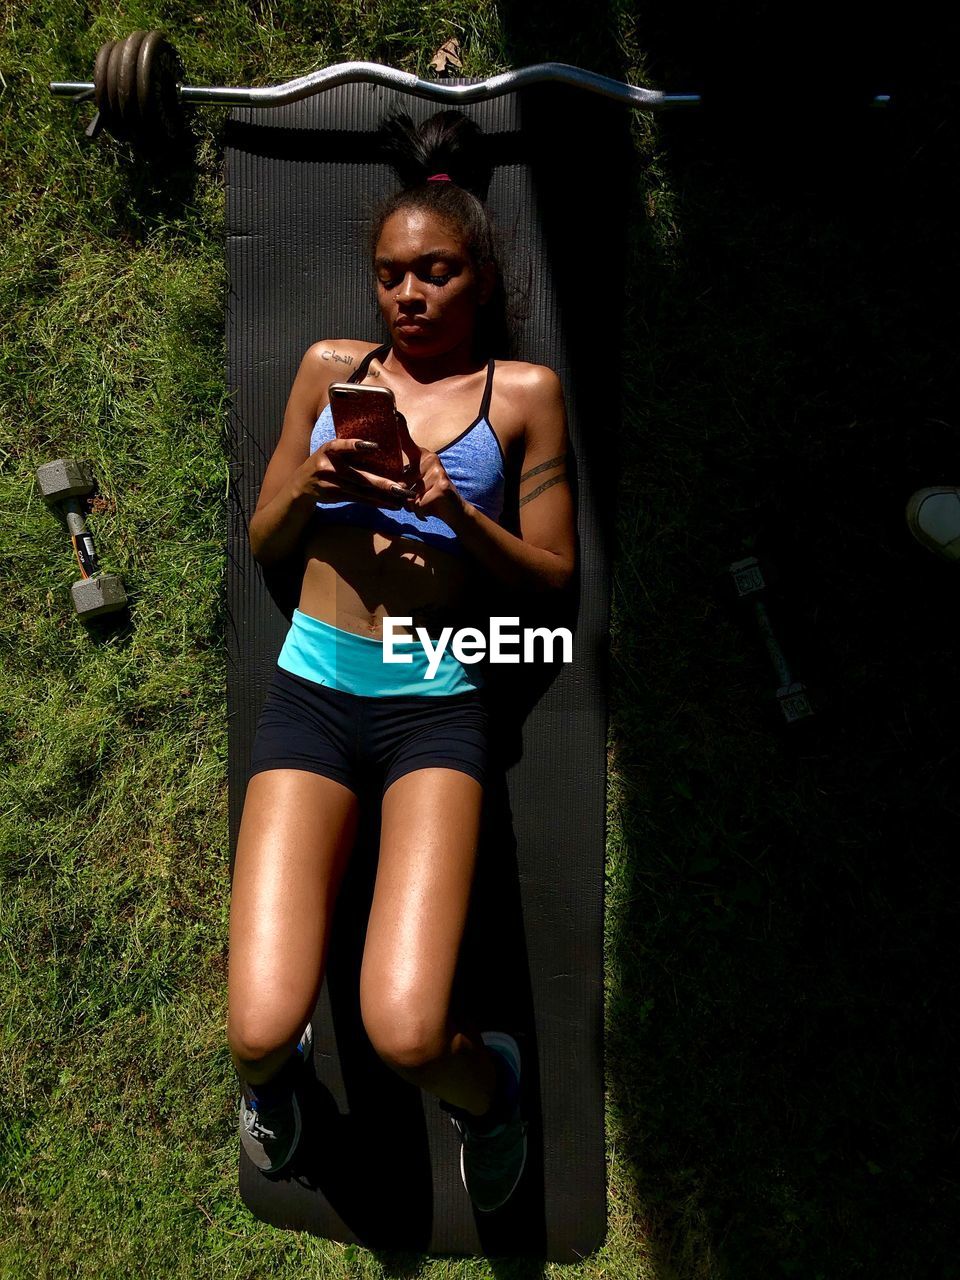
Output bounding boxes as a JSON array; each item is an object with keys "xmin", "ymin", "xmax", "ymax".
[{"xmin": 374, "ymin": 207, "xmax": 493, "ymax": 355}]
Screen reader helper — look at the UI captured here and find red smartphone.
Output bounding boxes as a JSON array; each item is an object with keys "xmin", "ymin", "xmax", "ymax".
[{"xmin": 328, "ymin": 383, "xmax": 410, "ymax": 483}]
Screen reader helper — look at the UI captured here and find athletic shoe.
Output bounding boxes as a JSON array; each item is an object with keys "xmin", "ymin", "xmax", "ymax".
[
  {"xmin": 238, "ymin": 1023, "xmax": 312, "ymax": 1174},
  {"xmin": 906, "ymin": 486, "xmax": 960, "ymax": 560},
  {"xmin": 442, "ymin": 1030, "xmax": 528, "ymax": 1213}
]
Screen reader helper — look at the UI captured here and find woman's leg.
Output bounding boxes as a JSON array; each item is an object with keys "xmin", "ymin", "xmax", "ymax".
[
  {"xmin": 228, "ymin": 768, "xmax": 359, "ymax": 1086},
  {"xmin": 359, "ymin": 766, "xmax": 499, "ymax": 1115}
]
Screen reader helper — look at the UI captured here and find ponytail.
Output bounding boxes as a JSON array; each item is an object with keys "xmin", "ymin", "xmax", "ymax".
[{"xmin": 375, "ymin": 109, "xmax": 492, "ymax": 202}]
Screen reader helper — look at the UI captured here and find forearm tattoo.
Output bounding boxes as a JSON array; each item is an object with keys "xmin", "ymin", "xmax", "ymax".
[{"xmin": 518, "ymin": 453, "xmax": 567, "ymax": 508}]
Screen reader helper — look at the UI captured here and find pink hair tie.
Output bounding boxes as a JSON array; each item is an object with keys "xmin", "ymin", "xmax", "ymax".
[{"xmin": 427, "ymin": 172, "xmax": 452, "ymax": 182}]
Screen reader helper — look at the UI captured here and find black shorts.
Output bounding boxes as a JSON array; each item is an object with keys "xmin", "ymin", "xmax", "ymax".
[{"xmin": 248, "ymin": 664, "xmax": 490, "ymax": 798}]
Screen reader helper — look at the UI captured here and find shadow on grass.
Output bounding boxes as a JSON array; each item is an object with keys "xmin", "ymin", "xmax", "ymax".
[{"xmin": 501, "ymin": 2, "xmax": 959, "ymax": 1277}]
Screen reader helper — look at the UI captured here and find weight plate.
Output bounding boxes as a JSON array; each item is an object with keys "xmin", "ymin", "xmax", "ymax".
[
  {"xmin": 156, "ymin": 42, "xmax": 186, "ymax": 141},
  {"xmin": 105, "ymin": 38, "xmax": 127, "ymax": 137},
  {"xmin": 136, "ymin": 30, "xmax": 185, "ymax": 150},
  {"xmin": 118, "ymin": 29, "xmax": 149, "ymax": 136},
  {"xmin": 93, "ymin": 39, "xmax": 116, "ymax": 122}
]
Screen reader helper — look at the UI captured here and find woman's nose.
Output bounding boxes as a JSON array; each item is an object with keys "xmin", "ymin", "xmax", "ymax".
[{"xmin": 396, "ymin": 273, "xmax": 423, "ymax": 302}]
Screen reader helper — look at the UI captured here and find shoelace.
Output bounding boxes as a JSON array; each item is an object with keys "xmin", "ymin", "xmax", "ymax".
[{"xmin": 242, "ymin": 1103, "xmax": 282, "ymax": 1143}]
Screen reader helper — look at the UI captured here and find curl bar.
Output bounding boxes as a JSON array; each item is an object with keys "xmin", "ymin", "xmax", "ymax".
[{"xmin": 49, "ymin": 30, "xmax": 891, "ymax": 153}]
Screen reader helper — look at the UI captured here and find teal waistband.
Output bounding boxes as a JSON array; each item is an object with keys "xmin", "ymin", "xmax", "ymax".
[{"xmin": 276, "ymin": 610, "xmax": 485, "ymax": 697}]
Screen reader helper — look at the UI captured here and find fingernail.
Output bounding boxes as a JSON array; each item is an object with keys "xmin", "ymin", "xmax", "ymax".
[{"xmin": 357, "ymin": 441, "xmax": 378, "ymax": 451}]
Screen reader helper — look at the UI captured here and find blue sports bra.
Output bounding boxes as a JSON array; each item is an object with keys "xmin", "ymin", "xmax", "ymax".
[{"xmin": 309, "ymin": 343, "xmax": 505, "ymax": 560}]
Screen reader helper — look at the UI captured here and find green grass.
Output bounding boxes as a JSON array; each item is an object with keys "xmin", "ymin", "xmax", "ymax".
[{"xmin": 2, "ymin": 1, "xmax": 958, "ymax": 1277}]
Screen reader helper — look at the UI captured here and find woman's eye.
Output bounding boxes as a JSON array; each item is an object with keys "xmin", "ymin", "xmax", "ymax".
[{"xmin": 379, "ymin": 273, "xmax": 453, "ymax": 288}]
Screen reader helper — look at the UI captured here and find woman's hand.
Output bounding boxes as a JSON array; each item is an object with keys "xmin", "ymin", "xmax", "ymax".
[
  {"xmin": 395, "ymin": 413, "xmax": 468, "ymax": 528},
  {"xmin": 293, "ymin": 438, "xmax": 414, "ymax": 510}
]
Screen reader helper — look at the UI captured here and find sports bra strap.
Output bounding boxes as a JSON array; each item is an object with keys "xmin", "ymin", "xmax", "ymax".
[
  {"xmin": 347, "ymin": 343, "xmax": 391, "ymax": 384},
  {"xmin": 479, "ymin": 357, "xmax": 495, "ymax": 422},
  {"xmin": 348, "ymin": 345, "xmax": 495, "ymax": 421}
]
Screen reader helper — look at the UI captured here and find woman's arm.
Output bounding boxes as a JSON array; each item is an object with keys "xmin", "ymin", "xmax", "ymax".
[
  {"xmin": 407, "ymin": 366, "xmax": 576, "ymax": 592},
  {"xmin": 249, "ymin": 341, "xmax": 411, "ymax": 566}
]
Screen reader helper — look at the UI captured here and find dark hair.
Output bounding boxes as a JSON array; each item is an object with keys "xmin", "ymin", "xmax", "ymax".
[{"xmin": 369, "ymin": 110, "xmax": 521, "ymax": 359}]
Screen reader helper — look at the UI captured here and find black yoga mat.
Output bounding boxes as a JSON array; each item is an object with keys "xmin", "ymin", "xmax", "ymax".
[{"xmin": 224, "ymin": 79, "xmax": 629, "ymax": 1262}]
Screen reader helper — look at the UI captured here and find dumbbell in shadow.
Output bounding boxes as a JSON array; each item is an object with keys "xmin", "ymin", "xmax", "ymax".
[
  {"xmin": 36, "ymin": 459, "xmax": 128, "ymax": 621},
  {"xmin": 729, "ymin": 556, "xmax": 814, "ymax": 724}
]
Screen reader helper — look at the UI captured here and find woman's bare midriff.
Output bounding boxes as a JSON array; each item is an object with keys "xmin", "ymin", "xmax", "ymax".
[{"xmin": 298, "ymin": 519, "xmax": 473, "ymax": 641}]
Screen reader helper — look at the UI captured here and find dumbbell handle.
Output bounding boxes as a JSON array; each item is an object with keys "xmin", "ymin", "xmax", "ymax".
[
  {"xmin": 59, "ymin": 497, "xmax": 101, "ymax": 578},
  {"xmin": 751, "ymin": 599, "xmax": 794, "ymax": 687},
  {"xmin": 49, "ymin": 60, "xmax": 891, "ymax": 111}
]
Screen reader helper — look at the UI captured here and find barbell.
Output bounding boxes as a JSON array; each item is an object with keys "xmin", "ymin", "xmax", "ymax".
[{"xmin": 50, "ymin": 31, "xmax": 891, "ymax": 155}]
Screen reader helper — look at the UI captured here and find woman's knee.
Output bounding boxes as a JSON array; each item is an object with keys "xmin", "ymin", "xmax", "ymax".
[
  {"xmin": 227, "ymin": 1005, "xmax": 305, "ymax": 1071},
  {"xmin": 361, "ymin": 998, "xmax": 450, "ymax": 1071}
]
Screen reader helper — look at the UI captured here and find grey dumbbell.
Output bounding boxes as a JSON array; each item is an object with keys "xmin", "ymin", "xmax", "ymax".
[
  {"xmin": 36, "ymin": 459, "xmax": 128, "ymax": 620},
  {"xmin": 729, "ymin": 556, "xmax": 813, "ymax": 724}
]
